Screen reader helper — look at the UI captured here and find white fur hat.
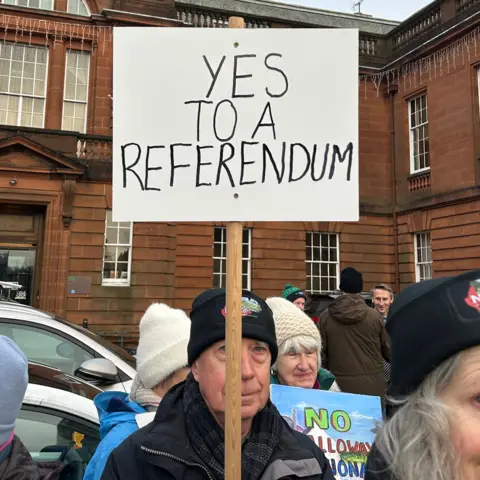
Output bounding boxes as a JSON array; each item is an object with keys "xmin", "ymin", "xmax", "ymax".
[
  {"xmin": 136, "ymin": 303, "xmax": 191, "ymax": 389},
  {"xmin": 266, "ymin": 297, "xmax": 321, "ymax": 350}
]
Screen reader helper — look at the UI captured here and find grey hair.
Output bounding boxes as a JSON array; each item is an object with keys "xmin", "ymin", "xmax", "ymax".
[
  {"xmin": 374, "ymin": 353, "xmax": 461, "ymax": 480},
  {"xmin": 271, "ymin": 335, "xmax": 321, "ymax": 372}
]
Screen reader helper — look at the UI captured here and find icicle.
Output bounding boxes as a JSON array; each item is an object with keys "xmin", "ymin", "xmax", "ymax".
[
  {"xmin": 102, "ymin": 28, "xmax": 106, "ymax": 55},
  {"xmin": 80, "ymin": 25, "xmax": 85, "ymax": 51},
  {"xmin": 419, "ymin": 60, "xmax": 423, "ymax": 85},
  {"xmin": 69, "ymin": 23, "xmax": 73, "ymax": 50},
  {"xmin": 4, "ymin": 18, "xmax": 8, "ymax": 44},
  {"xmin": 386, "ymin": 70, "xmax": 390, "ymax": 92},
  {"xmin": 374, "ymin": 73, "xmax": 384, "ymax": 97},
  {"xmin": 54, "ymin": 22, "xmax": 58, "ymax": 47},
  {"xmin": 14, "ymin": 17, "xmax": 19, "ymax": 43},
  {"xmin": 475, "ymin": 29, "xmax": 478, "ymax": 57},
  {"xmin": 452, "ymin": 44, "xmax": 456, "ymax": 70},
  {"xmin": 402, "ymin": 66, "xmax": 408, "ymax": 92}
]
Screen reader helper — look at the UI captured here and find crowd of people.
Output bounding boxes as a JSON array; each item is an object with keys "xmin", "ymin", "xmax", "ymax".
[{"xmin": 1, "ymin": 267, "xmax": 479, "ymax": 479}]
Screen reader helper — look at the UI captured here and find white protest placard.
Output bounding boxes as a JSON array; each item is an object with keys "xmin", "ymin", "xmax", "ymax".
[{"xmin": 113, "ymin": 28, "xmax": 359, "ymax": 222}]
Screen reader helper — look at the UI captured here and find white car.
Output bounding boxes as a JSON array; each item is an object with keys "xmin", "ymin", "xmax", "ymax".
[
  {"xmin": 0, "ymin": 301, "xmax": 137, "ymax": 392},
  {"xmin": 18, "ymin": 362, "xmax": 101, "ymax": 479}
]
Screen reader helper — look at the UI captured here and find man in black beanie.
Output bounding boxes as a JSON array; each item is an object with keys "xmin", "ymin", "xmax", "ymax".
[
  {"xmin": 102, "ymin": 288, "xmax": 334, "ymax": 480},
  {"xmin": 318, "ymin": 267, "xmax": 391, "ymax": 402}
]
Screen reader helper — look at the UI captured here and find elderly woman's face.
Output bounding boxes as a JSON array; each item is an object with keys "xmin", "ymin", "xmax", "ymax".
[
  {"xmin": 441, "ymin": 346, "xmax": 480, "ymax": 480},
  {"xmin": 276, "ymin": 347, "xmax": 318, "ymax": 389}
]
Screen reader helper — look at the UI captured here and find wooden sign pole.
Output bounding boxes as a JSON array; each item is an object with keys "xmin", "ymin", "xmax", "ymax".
[{"xmin": 225, "ymin": 18, "xmax": 245, "ymax": 480}]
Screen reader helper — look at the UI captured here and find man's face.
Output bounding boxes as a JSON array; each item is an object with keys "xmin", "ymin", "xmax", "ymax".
[
  {"xmin": 192, "ymin": 338, "xmax": 271, "ymax": 424},
  {"xmin": 293, "ymin": 298, "xmax": 305, "ymax": 311},
  {"xmin": 373, "ymin": 288, "xmax": 393, "ymax": 315}
]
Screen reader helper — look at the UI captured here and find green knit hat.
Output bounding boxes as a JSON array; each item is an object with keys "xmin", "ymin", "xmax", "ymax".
[{"xmin": 282, "ymin": 284, "xmax": 306, "ymax": 303}]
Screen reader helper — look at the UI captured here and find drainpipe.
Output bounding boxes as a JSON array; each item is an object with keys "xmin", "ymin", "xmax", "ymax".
[{"xmin": 388, "ymin": 83, "xmax": 401, "ymax": 294}]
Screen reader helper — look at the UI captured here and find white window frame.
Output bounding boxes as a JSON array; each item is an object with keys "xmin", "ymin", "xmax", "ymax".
[
  {"xmin": 213, "ymin": 226, "xmax": 251, "ymax": 290},
  {"xmin": 67, "ymin": 0, "xmax": 91, "ymax": 16},
  {"xmin": 0, "ymin": 43, "xmax": 48, "ymax": 128},
  {"xmin": 306, "ymin": 232, "xmax": 340, "ymax": 294},
  {"xmin": 62, "ymin": 50, "xmax": 90, "ymax": 133},
  {"xmin": 408, "ymin": 93, "xmax": 430, "ymax": 174},
  {"xmin": 414, "ymin": 232, "xmax": 432, "ymax": 282},
  {"xmin": 477, "ymin": 66, "xmax": 480, "ymax": 119},
  {"xmin": 102, "ymin": 210, "xmax": 134, "ymax": 287},
  {"xmin": 2, "ymin": 0, "xmax": 54, "ymax": 11}
]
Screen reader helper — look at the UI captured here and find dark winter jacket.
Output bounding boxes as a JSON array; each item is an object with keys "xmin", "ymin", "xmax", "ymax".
[
  {"xmin": 101, "ymin": 382, "xmax": 335, "ymax": 480},
  {"xmin": 0, "ymin": 435, "xmax": 63, "ymax": 480},
  {"xmin": 318, "ymin": 294, "xmax": 391, "ymax": 399},
  {"xmin": 364, "ymin": 443, "xmax": 395, "ymax": 480}
]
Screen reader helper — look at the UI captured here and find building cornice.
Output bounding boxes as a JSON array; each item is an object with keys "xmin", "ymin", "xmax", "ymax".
[
  {"xmin": 176, "ymin": 0, "xmax": 399, "ymax": 35},
  {"xmin": 102, "ymin": 9, "xmax": 185, "ymax": 26}
]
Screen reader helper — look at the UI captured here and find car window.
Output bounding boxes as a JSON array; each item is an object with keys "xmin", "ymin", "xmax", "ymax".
[
  {"xmin": 17, "ymin": 407, "xmax": 100, "ymax": 479},
  {"xmin": 61, "ymin": 320, "xmax": 137, "ymax": 370},
  {"xmin": 0, "ymin": 323, "xmax": 94, "ymax": 375}
]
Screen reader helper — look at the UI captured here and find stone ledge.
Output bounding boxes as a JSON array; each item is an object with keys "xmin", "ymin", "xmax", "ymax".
[{"xmin": 175, "ymin": 0, "xmax": 399, "ymax": 34}]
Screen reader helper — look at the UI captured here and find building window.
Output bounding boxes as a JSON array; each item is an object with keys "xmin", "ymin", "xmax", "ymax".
[
  {"xmin": 102, "ymin": 210, "xmax": 133, "ymax": 286},
  {"xmin": 2, "ymin": 0, "xmax": 53, "ymax": 10},
  {"xmin": 414, "ymin": 232, "xmax": 432, "ymax": 282},
  {"xmin": 306, "ymin": 232, "xmax": 339, "ymax": 293},
  {"xmin": 67, "ymin": 0, "xmax": 90, "ymax": 15},
  {"xmin": 62, "ymin": 51, "xmax": 90, "ymax": 133},
  {"xmin": 213, "ymin": 227, "xmax": 251, "ymax": 290},
  {"xmin": 409, "ymin": 93, "xmax": 430, "ymax": 173},
  {"xmin": 0, "ymin": 44, "xmax": 48, "ymax": 128}
]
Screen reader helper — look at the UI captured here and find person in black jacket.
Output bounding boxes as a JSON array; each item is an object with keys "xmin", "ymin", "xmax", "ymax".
[
  {"xmin": 366, "ymin": 270, "xmax": 480, "ymax": 480},
  {"xmin": 101, "ymin": 288, "xmax": 334, "ymax": 480}
]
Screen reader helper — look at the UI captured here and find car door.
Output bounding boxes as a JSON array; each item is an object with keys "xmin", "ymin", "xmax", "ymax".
[
  {"xmin": 0, "ymin": 321, "xmax": 95, "ymax": 375},
  {"xmin": 16, "ymin": 406, "xmax": 100, "ymax": 480}
]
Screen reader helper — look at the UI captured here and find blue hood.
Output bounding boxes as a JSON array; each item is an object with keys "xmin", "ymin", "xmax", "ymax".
[{"xmin": 94, "ymin": 391, "xmax": 147, "ymax": 439}]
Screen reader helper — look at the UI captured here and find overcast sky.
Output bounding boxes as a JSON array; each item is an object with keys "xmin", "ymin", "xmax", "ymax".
[{"xmin": 272, "ymin": 0, "xmax": 434, "ymax": 21}]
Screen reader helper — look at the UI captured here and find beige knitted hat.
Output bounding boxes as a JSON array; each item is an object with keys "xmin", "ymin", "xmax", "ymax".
[
  {"xmin": 136, "ymin": 303, "xmax": 191, "ymax": 389},
  {"xmin": 266, "ymin": 296, "xmax": 321, "ymax": 349}
]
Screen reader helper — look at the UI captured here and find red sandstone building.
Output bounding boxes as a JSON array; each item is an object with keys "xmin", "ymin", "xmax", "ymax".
[{"xmin": 0, "ymin": 0, "xmax": 478, "ymax": 343}]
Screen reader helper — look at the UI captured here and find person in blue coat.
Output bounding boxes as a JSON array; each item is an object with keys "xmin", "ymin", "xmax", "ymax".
[{"xmin": 83, "ymin": 303, "xmax": 191, "ymax": 480}]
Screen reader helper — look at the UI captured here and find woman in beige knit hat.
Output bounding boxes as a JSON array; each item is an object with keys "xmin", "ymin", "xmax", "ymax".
[{"xmin": 267, "ymin": 297, "xmax": 340, "ymax": 391}]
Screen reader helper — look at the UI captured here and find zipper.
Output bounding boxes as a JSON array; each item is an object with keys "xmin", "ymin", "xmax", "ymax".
[{"xmin": 141, "ymin": 446, "xmax": 214, "ymax": 480}]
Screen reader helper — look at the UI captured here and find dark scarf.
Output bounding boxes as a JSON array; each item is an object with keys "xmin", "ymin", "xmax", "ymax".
[{"xmin": 183, "ymin": 374, "xmax": 282, "ymax": 480}]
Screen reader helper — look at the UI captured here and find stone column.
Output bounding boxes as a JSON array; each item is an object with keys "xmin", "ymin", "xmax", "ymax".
[{"xmin": 45, "ymin": 39, "xmax": 66, "ymax": 130}]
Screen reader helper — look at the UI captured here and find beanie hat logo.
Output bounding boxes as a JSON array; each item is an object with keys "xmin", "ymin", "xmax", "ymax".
[
  {"xmin": 465, "ymin": 279, "xmax": 480, "ymax": 312},
  {"xmin": 221, "ymin": 297, "xmax": 262, "ymax": 317}
]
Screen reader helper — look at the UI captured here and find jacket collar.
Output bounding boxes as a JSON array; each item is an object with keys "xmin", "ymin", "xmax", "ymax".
[{"xmin": 140, "ymin": 382, "xmax": 322, "ymax": 479}]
